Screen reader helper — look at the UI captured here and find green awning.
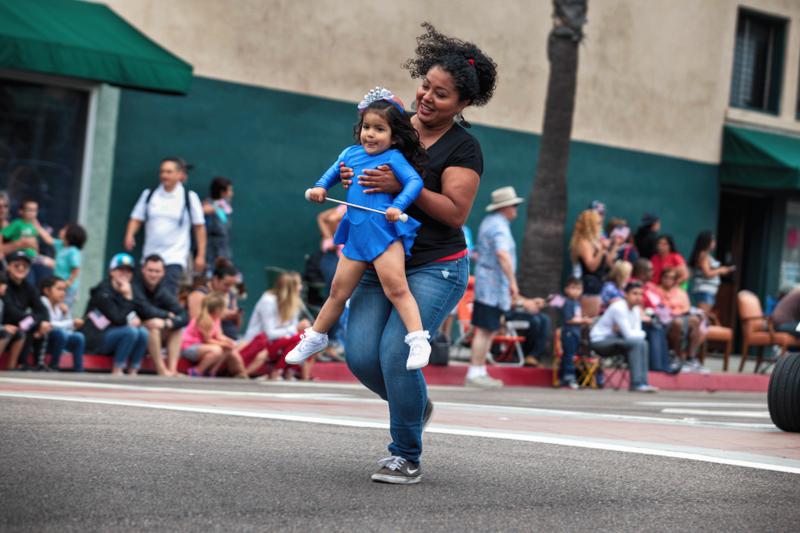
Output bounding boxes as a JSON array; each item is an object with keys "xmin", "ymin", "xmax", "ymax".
[
  {"xmin": 0, "ymin": 0, "xmax": 192, "ymax": 94},
  {"xmin": 721, "ymin": 125, "xmax": 800, "ymax": 191}
]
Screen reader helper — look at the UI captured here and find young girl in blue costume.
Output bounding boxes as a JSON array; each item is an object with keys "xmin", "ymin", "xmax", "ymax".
[{"xmin": 286, "ymin": 87, "xmax": 432, "ymax": 370}]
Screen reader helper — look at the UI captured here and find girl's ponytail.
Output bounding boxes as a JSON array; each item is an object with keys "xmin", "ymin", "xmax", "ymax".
[{"xmin": 198, "ymin": 292, "xmax": 226, "ymax": 332}]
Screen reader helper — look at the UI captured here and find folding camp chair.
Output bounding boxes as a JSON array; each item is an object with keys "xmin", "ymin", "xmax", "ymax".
[
  {"xmin": 487, "ymin": 318, "xmax": 527, "ymax": 367},
  {"xmin": 585, "ymin": 340, "xmax": 630, "ymax": 391},
  {"xmin": 551, "ymin": 322, "xmax": 607, "ymax": 388},
  {"xmin": 453, "ymin": 276, "xmax": 526, "ymax": 366}
]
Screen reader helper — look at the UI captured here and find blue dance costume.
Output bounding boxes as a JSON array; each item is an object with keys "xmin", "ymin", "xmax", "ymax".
[{"xmin": 314, "ymin": 145, "xmax": 423, "ymax": 262}]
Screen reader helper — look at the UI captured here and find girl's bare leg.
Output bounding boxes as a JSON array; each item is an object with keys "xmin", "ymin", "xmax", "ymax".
[
  {"xmin": 301, "ymin": 359, "xmax": 314, "ymax": 381},
  {"xmin": 226, "ymin": 348, "xmax": 248, "ymax": 378},
  {"xmin": 311, "ymin": 256, "xmax": 368, "ymax": 333},
  {"xmin": 373, "ymin": 241, "xmax": 422, "ymax": 333},
  {"xmin": 687, "ymin": 316, "xmax": 704, "ymax": 358},
  {"xmin": 5, "ymin": 337, "xmax": 25, "ymax": 370},
  {"xmin": 196, "ymin": 345, "xmax": 225, "ymax": 373},
  {"xmin": 245, "ymin": 349, "xmax": 269, "ymax": 375}
]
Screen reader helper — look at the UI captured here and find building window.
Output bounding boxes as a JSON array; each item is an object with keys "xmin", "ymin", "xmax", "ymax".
[
  {"xmin": 729, "ymin": 8, "xmax": 787, "ymax": 114},
  {"xmin": 0, "ymin": 77, "xmax": 88, "ymax": 232},
  {"xmin": 780, "ymin": 200, "xmax": 800, "ymax": 289}
]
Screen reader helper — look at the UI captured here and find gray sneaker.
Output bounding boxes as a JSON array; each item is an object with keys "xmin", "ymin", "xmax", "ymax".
[
  {"xmin": 681, "ymin": 358, "xmax": 710, "ymax": 374},
  {"xmin": 371, "ymin": 456, "xmax": 421, "ymax": 484},
  {"xmin": 465, "ymin": 374, "xmax": 503, "ymax": 388},
  {"xmin": 687, "ymin": 358, "xmax": 711, "ymax": 374}
]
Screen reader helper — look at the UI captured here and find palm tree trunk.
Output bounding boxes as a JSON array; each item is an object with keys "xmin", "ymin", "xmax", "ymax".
[{"xmin": 519, "ymin": 0, "xmax": 588, "ymax": 297}]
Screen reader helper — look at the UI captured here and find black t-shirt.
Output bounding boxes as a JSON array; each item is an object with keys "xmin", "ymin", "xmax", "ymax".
[{"xmin": 406, "ymin": 123, "xmax": 483, "ymax": 267}]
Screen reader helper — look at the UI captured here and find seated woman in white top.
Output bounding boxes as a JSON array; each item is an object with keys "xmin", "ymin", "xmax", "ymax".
[
  {"xmin": 590, "ymin": 281, "xmax": 658, "ymax": 393},
  {"xmin": 239, "ymin": 272, "xmax": 313, "ymax": 380}
]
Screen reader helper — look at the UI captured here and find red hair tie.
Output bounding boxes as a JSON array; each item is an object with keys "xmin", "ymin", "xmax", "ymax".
[{"xmin": 467, "ymin": 58, "xmax": 475, "ymax": 66}]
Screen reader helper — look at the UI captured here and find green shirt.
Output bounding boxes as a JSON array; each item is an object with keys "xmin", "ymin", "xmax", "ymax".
[{"xmin": 2, "ymin": 219, "xmax": 37, "ymax": 258}]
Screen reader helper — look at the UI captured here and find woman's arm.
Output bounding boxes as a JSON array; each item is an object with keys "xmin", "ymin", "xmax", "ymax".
[
  {"xmin": 699, "ymin": 253, "xmax": 730, "ymax": 278},
  {"xmin": 413, "ymin": 166, "xmax": 479, "ymax": 227},
  {"xmin": 352, "ymin": 162, "xmax": 479, "ymax": 228},
  {"xmin": 675, "ymin": 260, "xmax": 690, "ymax": 284},
  {"xmin": 605, "ymin": 236, "xmax": 623, "ymax": 268},
  {"xmin": 187, "ymin": 291, "xmax": 205, "ymax": 320},
  {"xmin": 198, "ymin": 319, "xmax": 216, "ymax": 343},
  {"xmin": 578, "ymin": 239, "xmax": 604, "ymax": 271}
]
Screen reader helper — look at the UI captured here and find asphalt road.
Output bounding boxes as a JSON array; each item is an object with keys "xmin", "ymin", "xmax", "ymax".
[{"xmin": 1, "ymin": 374, "xmax": 799, "ymax": 532}]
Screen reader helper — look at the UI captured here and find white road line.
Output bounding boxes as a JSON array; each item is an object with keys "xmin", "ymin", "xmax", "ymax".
[
  {"xmin": 639, "ymin": 402, "xmax": 765, "ymax": 408},
  {"xmin": 0, "ymin": 377, "xmax": 774, "ymax": 430},
  {"xmin": 1, "ymin": 391, "xmax": 798, "ymax": 476},
  {"xmin": 661, "ymin": 408, "xmax": 770, "ymax": 419},
  {"xmin": 0, "ymin": 377, "xmax": 354, "ymax": 400}
]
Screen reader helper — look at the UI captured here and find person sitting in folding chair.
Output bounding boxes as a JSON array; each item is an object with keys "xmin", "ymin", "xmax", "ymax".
[{"xmin": 589, "ymin": 281, "xmax": 658, "ymax": 393}]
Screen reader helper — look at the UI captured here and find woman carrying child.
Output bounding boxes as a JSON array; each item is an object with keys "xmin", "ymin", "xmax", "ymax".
[
  {"xmin": 330, "ymin": 24, "xmax": 497, "ymax": 484},
  {"xmin": 286, "ymin": 86, "xmax": 432, "ymax": 371}
]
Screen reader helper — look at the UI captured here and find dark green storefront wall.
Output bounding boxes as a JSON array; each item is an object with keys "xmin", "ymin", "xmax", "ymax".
[{"xmin": 107, "ymin": 76, "xmax": 718, "ymax": 314}]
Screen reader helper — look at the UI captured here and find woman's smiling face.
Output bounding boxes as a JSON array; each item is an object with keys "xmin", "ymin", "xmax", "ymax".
[{"xmin": 414, "ymin": 65, "xmax": 467, "ymax": 127}]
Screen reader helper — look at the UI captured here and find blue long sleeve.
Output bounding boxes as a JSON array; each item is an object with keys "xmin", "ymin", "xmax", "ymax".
[
  {"xmin": 314, "ymin": 147, "xmax": 349, "ymax": 190},
  {"xmin": 387, "ymin": 151, "xmax": 424, "ymax": 212}
]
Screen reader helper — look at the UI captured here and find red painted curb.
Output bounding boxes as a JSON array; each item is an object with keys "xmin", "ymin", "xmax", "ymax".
[
  {"xmin": 311, "ymin": 362, "xmax": 768, "ymax": 392},
  {"xmin": 0, "ymin": 353, "xmax": 769, "ymax": 393}
]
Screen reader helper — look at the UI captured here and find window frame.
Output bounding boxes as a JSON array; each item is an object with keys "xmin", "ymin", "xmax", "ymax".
[
  {"xmin": 0, "ymin": 69, "xmax": 99, "ymax": 227},
  {"xmin": 729, "ymin": 7, "xmax": 788, "ymax": 116}
]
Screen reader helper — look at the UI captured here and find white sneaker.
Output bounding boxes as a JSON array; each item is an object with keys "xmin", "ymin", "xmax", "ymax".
[
  {"xmin": 465, "ymin": 374, "xmax": 504, "ymax": 388},
  {"xmin": 285, "ymin": 328, "xmax": 328, "ymax": 364},
  {"xmin": 405, "ymin": 330, "xmax": 431, "ymax": 370}
]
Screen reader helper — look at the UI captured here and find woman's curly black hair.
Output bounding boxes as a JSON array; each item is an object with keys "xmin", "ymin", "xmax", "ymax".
[
  {"xmin": 353, "ymin": 100, "xmax": 428, "ymax": 174},
  {"xmin": 403, "ymin": 22, "xmax": 498, "ymax": 107}
]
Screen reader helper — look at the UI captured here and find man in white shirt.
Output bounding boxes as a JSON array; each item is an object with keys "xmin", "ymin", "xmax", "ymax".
[
  {"xmin": 124, "ymin": 158, "xmax": 207, "ymax": 296},
  {"xmin": 590, "ymin": 281, "xmax": 658, "ymax": 392}
]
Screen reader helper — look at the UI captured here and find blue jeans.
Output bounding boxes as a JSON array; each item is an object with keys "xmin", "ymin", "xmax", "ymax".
[
  {"xmin": 99, "ymin": 326, "xmax": 149, "ymax": 370},
  {"xmin": 507, "ymin": 311, "xmax": 552, "ymax": 358},
  {"xmin": 644, "ymin": 321, "xmax": 671, "ymax": 372},
  {"xmin": 346, "ymin": 256, "xmax": 469, "ymax": 464},
  {"xmin": 560, "ymin": 328, "xmax": 581, "ymax": 381},
  {"xmin": 162, "ymin": 265, "xmax": 184, "ymax": 297},
  {"xmin": 591, "ymin": 336, "xmax": 650, "ymax": 388},
  {"xmin": 47, "ymin": 329, "xmax": 85, "ymax": 372}
]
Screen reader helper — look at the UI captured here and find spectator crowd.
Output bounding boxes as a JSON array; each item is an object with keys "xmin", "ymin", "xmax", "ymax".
[
  {"xmin": 3, "ymin": 159, "xmax": 799, "ymax": 391},
  {"xmin": 464, "ymin": 193, "xmax": 781, "ymax": 392},
  {"xmin": 1, "ymin": 159, "xmax": 313, "ymax": 380}
]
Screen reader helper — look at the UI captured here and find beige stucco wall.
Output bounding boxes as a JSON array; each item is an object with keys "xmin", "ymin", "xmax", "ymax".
[{"xmin": 104, "ymin": 0, "xmax": 800, "ymax": 164}]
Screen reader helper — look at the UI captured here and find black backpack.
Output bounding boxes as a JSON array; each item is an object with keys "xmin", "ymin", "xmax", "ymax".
[
  {"xmin": 144, "ymin": 185, "xmax": 200, "ymax": 256},
  {"xmin": 144, "ymin": 185, "xmax": 195, "ymax": 227}
]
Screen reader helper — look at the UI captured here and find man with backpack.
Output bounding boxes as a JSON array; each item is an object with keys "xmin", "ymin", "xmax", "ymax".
[{"xmin": 124, "ymin": 158, "xmax": 207, "ymax": 296}]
